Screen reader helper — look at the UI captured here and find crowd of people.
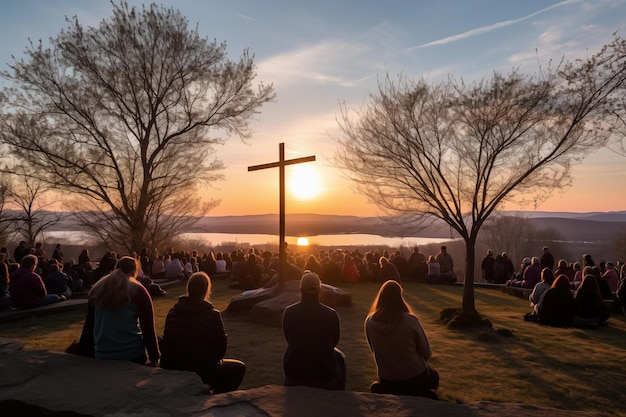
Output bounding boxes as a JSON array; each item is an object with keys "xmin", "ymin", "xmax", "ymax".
[
  {"xmin": 3, "ymin": 239, "xmax": 626, "ymax": 397},
  {"xmin": 481, "ymin": 245, "xmax": 626, "ymax": 328},
  {"xmin": 0, "ymin": 241, "xmax": 444, "ymax": 398},
  {"xmin": 0, "ymin": 242, "xmax": 77, "ymax": 311},
  {"xmin": 69, "ymin": 251, "xmax": 439, "ymax": 398}
]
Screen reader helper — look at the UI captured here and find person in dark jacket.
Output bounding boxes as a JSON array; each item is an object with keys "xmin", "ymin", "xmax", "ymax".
[
  {"xmin": 536, "ymin": 275, "xmax": 575, "ymax": 327},
  {"xmin": 481, "ymin": 249, "xmax": 495, "ymax": 283},
  {"xmin": 282, "ymin": 272, "xmax": 346, "ymax": 390},
  {"xmin": 540, "ymin": 246, "xmax": 555, "ymax": 271},
  {"xmin": 160, "ymin": 272, "xmax": 245, "ymax": 393},
  {"xmin": 493, "ymin": 252, "xmax": 514, "ymax": 284},
  {"xmin": 44, "ymin": 261, "xmax": 72, "ymax": 299}
]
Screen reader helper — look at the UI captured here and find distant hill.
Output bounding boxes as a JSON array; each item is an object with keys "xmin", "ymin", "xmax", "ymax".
[
  {"xmin": 191, "ymin": 214, "xmax": 453, "ymax": 238},
  {"xmin": 17, "ymin": 210, "xmax": 626, "ymax": 242},
  {"xmin": 506, "ymin": 210, "xmax": 626, "ymax": 222},
  {"xmin": 528, "ymin": 217, "xmax": 626, "ymax": 242}
]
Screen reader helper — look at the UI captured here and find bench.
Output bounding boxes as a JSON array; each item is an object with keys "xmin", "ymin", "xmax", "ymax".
[
  {"xmin": 0, "ymin": 299, "xmax": 88, "ymax": 324},
  {"xmin": 500, "ymin": 285, "xmax": 533, "ymax": 300}
]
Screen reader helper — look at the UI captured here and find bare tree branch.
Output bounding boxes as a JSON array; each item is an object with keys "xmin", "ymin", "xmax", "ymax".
[
  {"xmin": 333, "ymin": 35, "xmax": 626, "ymax": 313},
  {"xmin": 0, "ymin": 1, "xmax": 275, "ymax": 253}
]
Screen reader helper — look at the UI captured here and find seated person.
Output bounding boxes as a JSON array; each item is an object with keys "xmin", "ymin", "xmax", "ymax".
[
  {"xmin": 8, "ymin": 255, "xmax": 62, "ymax": 308},
  {"xmin": 236, "ymin": 253, "xmax": 264, "ymax": 290},
  {"xmin": 365, "ymin": 280, "xmax": 439, "ymax": 399},
  {"xmin": 574, "ymin": 274, "xmax": 610, "ymax": 328},
  {"xmin": 79, "ymin": 257, "xmax": 159, "ymax": 364},
  {"xmin": 529, "ymin": 268, "xmax": 555, "ymax": 313},
  {"xmin": 536, "ymin": 275, "xmax": 575, "ymax": 327},
  {"xmin": 517, "ymin": 257, "xmax": 541, "ymax": 289},
  {"xmin": 44, "ymin": 261, "xmax": 73, "ymax": 299},
  {"xmin": 151, "ymin": 255, "xmax": 166, "ymax": 278},
  {"xmin": 160, "ymin": 272, "xmax": 245, "ymax": 393},
  {"xmin": 282, "ymin": 272, "xmax": 346, "ymax": 390},
  {"xmin": 164, "ymin": 255, "xmax": 185, "ymax": 281},
  {"xmin": 601, "ymin": 263, "xmax": 619, "ymax": 293}
]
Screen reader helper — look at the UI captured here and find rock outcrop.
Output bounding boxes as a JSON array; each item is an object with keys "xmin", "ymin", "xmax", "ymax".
[
  {"xmin": 227, "ymin": 280, "xmax": 352, "ymax": 327},
  {"xmin": 0, "ymin": 339, "xmax": 607, "ymax": 417}
]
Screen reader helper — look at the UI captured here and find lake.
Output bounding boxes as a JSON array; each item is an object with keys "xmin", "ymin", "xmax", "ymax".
[{"xmin": 45, "ymin": 231, "xmax": 453, "ymax": 249}]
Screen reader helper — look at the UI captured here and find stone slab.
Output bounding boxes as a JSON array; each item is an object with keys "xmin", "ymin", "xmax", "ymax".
[{"xmin": 0, "ymin": 346, "xmax": 609, "ymax": 417}]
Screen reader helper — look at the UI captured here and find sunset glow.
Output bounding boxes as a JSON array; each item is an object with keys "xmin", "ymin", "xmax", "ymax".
[
  {"xmin": 2, "ymin": 1, "xmax": 625, "ymax": 217},
  {"xmin": 288, "ymin": 164, "xmax": 322, "ymax": 201},
  {"xmin": 296, "ymin": 237, "xmax": 309, "ymax": 246}
]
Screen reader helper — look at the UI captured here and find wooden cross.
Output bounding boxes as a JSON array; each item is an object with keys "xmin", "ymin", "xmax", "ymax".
[{"xmin": 248, "ymin": 142, "xmax": 315, "ymax": 285}]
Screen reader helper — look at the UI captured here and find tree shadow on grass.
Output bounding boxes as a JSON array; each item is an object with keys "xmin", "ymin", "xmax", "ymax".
[{"xmin": 471, "ymin": 322, "xmax": 624, "ymax": 416}]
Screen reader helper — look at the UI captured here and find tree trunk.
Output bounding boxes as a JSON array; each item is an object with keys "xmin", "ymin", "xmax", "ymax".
[{"xmin": 462, "ymin": 238, "xmax": 476, "ymax": 313}]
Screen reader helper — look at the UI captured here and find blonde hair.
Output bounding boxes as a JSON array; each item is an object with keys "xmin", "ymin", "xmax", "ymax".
[
  {"xmin": 187, "ymin": 271, "xmax": 211, "ymax": 301},
  {"xmin": 367, "ymin": 280, "xmax": 415, "ymax": 324},
  {"xmin": 89, "ymin": 256, "xmax": 139, "ymax": 309}
]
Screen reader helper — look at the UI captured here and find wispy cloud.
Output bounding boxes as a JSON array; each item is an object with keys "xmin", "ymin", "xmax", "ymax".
[
  {"xmin": 236, "ymin": 13, "xmax": 256, "ymax": 22},
  {"xmin": 258, "ymin": 40, "xmax": 373, "ymax": 87},
  {"xmin": 406, "ymin": 0, "xmax": 584, "ymax": 50}
]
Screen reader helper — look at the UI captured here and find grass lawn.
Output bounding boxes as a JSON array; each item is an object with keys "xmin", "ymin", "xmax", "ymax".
[{"xmin": 1, "ymin": 278, "xmax": 625, "ymax": 416}]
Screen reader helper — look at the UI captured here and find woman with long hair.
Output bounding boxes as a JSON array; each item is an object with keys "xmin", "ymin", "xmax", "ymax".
[
  {"xmin": 364, "ymin": 280, "xmax": 438, "ymax": 399},
  {"xmin": 536, "ymin": 274, "xmax": 575, "ymax": 327},
  {"xmin": 79, "ymin": 256, "xmax": 160, "ymax": 365},
  {"xmin": 161, "ymin": 272, "xmax": 245, "ymax": 393},
  {"xmin": 574, "ymin": 273, "xmax": 610, "ymax": 327}
]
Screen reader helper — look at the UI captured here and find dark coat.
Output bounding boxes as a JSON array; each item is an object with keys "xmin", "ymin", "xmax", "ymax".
[
  {"xmin": 283, "ymin": 299, "xmax": 340, "ymax": 382},
  {"xmin": 160, "ymin": 297, "xmax": 227, "ymax": 384},
  {"xmin": 537, "ymin": 287, "xmax": 575, "ymax": 327},
  {"xmin": 44, "ymin": 271, "xmax": 70, "ymax": 296},
  {"xmin": 481, "ymin": 254, "xmax": 495, "ymax": 282}
]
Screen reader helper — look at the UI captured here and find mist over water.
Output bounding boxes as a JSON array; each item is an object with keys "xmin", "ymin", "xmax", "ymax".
[{"xmin": 45, "ymin": 231, "xmax": 452, "ymax": 248}]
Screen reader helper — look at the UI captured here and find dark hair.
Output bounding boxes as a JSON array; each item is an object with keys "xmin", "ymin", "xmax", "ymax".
[
  {"xmin": 116, "ymin": 257, "xmax": 139, "ymax": 275},
  {"xmin": 541, "ymin": 268, "xmax": 555, "ymax": 285},
  {"xmin": 575, "ymin": 274, "xmax": 604, "ymax": 309}
]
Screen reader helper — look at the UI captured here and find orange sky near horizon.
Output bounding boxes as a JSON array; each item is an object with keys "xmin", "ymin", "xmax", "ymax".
[
  {"xmin": 3, "ymin": 1, "xmax": 626, "ymax": 220},
  {"xmin": 206, "ymin": 142, "xmax": 626, "ymax": 217}
]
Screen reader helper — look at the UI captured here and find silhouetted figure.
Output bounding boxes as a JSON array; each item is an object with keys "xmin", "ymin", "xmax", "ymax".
[
  {"xmin": 161, "ymin": 272, "xmax": 245, "ymax": 393},
  {"xmin": 282, "ymin": 272, "xmax": 346, "ymax": 390}
]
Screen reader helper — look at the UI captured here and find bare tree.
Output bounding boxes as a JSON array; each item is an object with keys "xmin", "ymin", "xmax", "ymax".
[
  {"xmin": 334, "ymin": 36, "xmax": 626, "ymax": 314},
  {"xmin": 482, "ymin": 215, "xmax": 537, "ymax": 268},
  {"xmin": 0, "ymin": 1, "xmax": 275, "ymax": 254},
  {"xmin": 1, "ymin": 169, "xmax": 62, "ymax": 248}
]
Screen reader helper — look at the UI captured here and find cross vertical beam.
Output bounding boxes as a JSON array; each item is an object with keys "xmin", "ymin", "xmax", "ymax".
[{"xmin": 248, "ymin": 143, "xmax": 316, "ymax": 285}]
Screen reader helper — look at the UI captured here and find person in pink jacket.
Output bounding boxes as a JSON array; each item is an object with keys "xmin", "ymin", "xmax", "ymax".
[{"xmin": 602, "ymin": 262, "xmax": 619, "ymax": 293}]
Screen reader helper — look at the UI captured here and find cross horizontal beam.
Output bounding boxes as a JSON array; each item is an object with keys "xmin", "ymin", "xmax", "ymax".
[{"xmin": 248, "ymin": 155, "xmax": 316, "ymax": 172}]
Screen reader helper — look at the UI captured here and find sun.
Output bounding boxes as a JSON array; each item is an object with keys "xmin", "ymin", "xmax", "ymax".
[
  {"xmin": 296, "ymin": 237, "xmax": 309, "ymax": 246},
  {"xmin": 288, "ymin": 164, "xmax": 322, "ymax": 200}
]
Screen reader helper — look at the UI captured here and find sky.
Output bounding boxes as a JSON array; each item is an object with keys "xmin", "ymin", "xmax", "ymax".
[{"xmin": 1, "ymin": 0, "xmax": 625, "ymax": 217}]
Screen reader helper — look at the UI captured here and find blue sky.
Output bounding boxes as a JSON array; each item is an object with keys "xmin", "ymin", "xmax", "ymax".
[{"xmin": 1, "ymin": 0, "xmax": 625, "ymax": 216}]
